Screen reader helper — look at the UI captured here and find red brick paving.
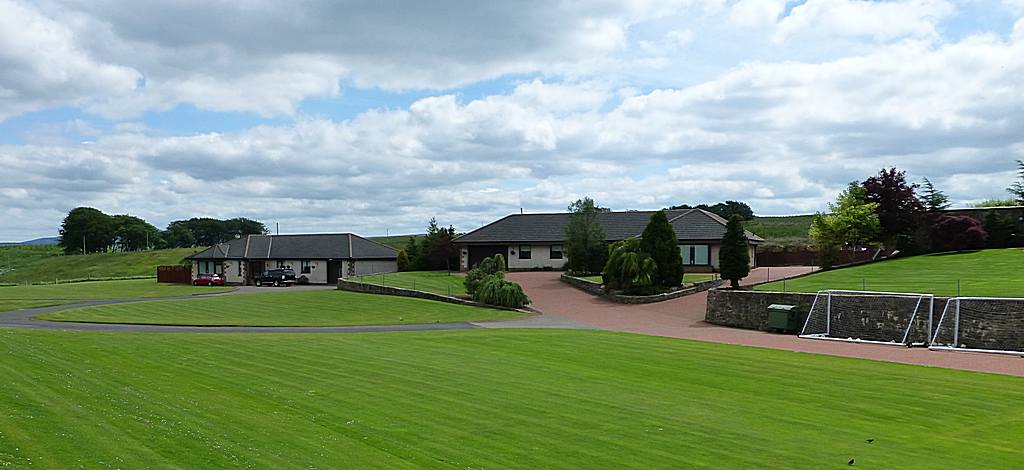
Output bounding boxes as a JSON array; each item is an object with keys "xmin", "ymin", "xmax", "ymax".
[{"xmin": 507, "ymin": 269, "xmax": 1024, "ymax": 377}]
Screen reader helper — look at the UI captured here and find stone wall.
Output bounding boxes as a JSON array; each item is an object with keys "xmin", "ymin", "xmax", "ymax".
[
  {"xmin": 706, "ymin": 289, "xmax": 943, "ymax": 342},
  {"xmin": 705, "ymin": 289, "xmax": 818, "ymax": 331},
  {"xmin": 560, "ymin": 274, "xmax": 722, "ymax": 304}
]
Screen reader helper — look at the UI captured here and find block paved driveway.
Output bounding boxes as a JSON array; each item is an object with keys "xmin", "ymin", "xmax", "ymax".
[{"xmin": 505, "ymin": 269, "xmax": 1024, "ymax": 377}]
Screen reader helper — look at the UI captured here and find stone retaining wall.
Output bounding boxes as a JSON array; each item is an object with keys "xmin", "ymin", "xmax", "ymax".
[
  {"xmin": 560, "ymin": 274, "xmax": 722, "ymax": 304},
  {"xmin": 705, "ymin": 289, "xmax": 818, "ymax": 331},
  {"xmin": 706, "ymin": 289, "xmax": 942, "ymax": 342}
]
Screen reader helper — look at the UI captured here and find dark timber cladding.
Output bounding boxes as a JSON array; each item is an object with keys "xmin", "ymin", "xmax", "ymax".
[{"xmin": 468, "ymin": 245, "xmax": 506, "ymax": 268}]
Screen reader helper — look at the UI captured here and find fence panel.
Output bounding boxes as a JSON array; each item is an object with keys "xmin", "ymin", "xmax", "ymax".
[{"xmin": 157, "ymin": 265, "xmax": 191, "ymax": 284}]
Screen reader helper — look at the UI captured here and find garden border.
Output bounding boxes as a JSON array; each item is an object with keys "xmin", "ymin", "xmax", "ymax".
[
  {"xmin": 337, "ymin": 279, "xmax": 534, "ymax": 314},
  {"xmin": 559, "ymin": 274, "xmax": 722, "ymax": 304}
]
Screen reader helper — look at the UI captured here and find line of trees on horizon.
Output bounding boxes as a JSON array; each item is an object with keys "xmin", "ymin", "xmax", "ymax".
[{"xmin": 57, "ymin": 207, "xmax": 267, "ymax": 255}]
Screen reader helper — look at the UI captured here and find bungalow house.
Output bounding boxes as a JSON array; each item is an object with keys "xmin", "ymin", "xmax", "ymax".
[
  {"xmin": 455, "ymin": 209, "xmax": 764, "ymax": 272},
  {"xmin": 187, "ymin": 233, "xmax": 398, "ymax": 285}
]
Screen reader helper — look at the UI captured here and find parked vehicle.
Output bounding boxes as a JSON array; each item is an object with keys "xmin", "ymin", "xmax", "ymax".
[
  {"xmin": 254, "ymin": 268, "xmax": 297, "ymax": 287},
  {"xmin": 193, "ymin": 273, "xmax": 225, "ymax": 286}
]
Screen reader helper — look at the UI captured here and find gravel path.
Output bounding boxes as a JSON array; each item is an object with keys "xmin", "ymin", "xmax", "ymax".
[{"xmin": 507, "ymin": 268, "xmax": 1024, "ymax": 377}]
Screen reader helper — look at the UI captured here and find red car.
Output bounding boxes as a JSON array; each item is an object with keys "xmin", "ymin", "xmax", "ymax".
[{"xmin": 193, "ymin": 273, "xmax": 225, "ymax": 286}]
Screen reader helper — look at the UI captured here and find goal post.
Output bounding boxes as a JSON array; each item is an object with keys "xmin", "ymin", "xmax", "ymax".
[
  {"xmin": 930, "ymin": 297, "xmax": 1024, "ymax": 356},
  {"xmin": 799, "ymin": 290, "xmax": 934, "ymax": 346}
]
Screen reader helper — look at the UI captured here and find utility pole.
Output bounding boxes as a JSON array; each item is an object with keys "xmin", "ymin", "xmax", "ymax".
[
  {"xmin": 82, "ymin": 234, "xmax": 86, "ymax": 255},
  {"xmin": 276, "ymin": 222, "xmax": 280, "ymax": 235}
]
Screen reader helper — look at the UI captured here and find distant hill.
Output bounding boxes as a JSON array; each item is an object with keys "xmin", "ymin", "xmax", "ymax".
[
  {"xmin": 0, "ymin": 237, "xmax": 60, "ymax": 247},
  {"xmin": 744, "ymin": 215, "xmax": 814, "ymax": 247},
  {"xmin": 368, "ymin": 234, "xmax": 426, "ymax": 250},
  {"xmin": 0, "ymin": 246, "xmax": 204, "ymax": 284}
]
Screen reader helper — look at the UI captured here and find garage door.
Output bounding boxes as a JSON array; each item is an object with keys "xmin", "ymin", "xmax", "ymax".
[{"xmin": 468, "ymin": 245, "xmax": 506, "ymax": 268}]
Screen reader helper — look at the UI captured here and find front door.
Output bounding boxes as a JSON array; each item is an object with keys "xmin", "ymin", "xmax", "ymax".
[
  {"xmin": 327, "ymin": 261, "xmax": 343, "ymax": 284},
  {"xmin": 248, "ymin": 261, "xmax": 265, "ymax": 285}
]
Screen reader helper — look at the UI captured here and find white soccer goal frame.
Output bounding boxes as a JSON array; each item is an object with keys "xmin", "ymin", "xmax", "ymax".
[
  {"xmin": 929, "ymin": 297, "xmax": 1024, "ymax": 356},
  {"xmin": 798, "ymin": 289, "xmax": 934, "ymax": 346}
]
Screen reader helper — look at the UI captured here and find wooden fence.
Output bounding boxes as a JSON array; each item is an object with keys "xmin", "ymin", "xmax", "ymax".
[
  {"xmin": 157, "ymin": 265, "xmax": 191, "ymax": 284},
  {"xmin": 756, "ymin": 248, "xmax": 876, "ymax": 267}
]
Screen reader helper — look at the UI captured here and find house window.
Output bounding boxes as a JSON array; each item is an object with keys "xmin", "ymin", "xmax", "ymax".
[
  {"xmin": 519, "ymin": 245, "xmax": 532, "ymax": 260},
  {"xmin": 679, "ymin": 245, "xmax": 710, "ymax": 266},
  {"xmin": 301, "ymin": 260, "xmax": 313, "ymax": 274},
  {"xmin": 198, "ymin": 261, "xmax": 224, "ymax": 274},
  {"xmin": 550, "ymin": 245, "xmax": 563, "ymax": 259}
]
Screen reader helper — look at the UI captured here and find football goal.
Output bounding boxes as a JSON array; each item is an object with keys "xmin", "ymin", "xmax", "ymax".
[
  {"xmin": 799, "ymin": 290, "xmax": 934, "ymax": 346},
  {"xmin": 930, "ymin": 297, "xmax": 1024, "ymax": 356}
]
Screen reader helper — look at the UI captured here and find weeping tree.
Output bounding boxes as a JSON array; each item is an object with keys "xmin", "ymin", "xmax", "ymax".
[
  {"xmin": 719, "ymin": 215, "xmax": 751, "ymax": 289},
  {"xmin": 602, "ymin": 239, "xmax": 658, "ymax": 294}
]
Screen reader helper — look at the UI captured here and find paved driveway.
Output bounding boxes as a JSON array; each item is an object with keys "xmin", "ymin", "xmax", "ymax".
[{"xmin": 507, "ymin": 268, "xmax": 1024, "ymax": 377}]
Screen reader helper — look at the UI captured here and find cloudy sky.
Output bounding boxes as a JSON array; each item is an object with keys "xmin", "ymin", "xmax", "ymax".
[{"xmin": 1, "ymin": 0, "xmax": 1022, "ymax": 240}]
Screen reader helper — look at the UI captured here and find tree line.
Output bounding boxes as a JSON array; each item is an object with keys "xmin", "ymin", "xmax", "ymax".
[
  {"xmin": 58, "ymin": 207, "xmax": 267, "ymax": 255},
  {"xmin": 810, "ymin": 161, "xmax": 1024, "ymax": 268},
  {"xmin": 396, "ymin": 218, "xmax": 460, "ymax": 272}
]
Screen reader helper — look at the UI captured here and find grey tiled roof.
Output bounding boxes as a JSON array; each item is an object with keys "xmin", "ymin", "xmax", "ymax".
[
  {"xmin": 188, "ymin": 233, "xmax": 398, "ymax": 260},
  {"xmin": 455, "ymin": 209, "xmax": 765, "ymax": 244}
]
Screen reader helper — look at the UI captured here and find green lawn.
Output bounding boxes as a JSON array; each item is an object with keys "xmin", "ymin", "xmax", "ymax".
[
  {"xmin": 0, "ymin": 279, "xmax": 233, "ymax": 300},
  {"xmin": 0, "ymin": 246, "xmax": 205, "ymax": 284},
  {"xmin": 756, "ymin": 248, "xmax": 1024, "ymax": 297},
  {"xmin": 0, "ymin": 328, "xmax": 1021, "ymax": 468},
  {"xmin": 0, "ymin": 300, "xmax": 74, "ymax": 313},
  {"xmin": 40, "ymin": 290, "xmax": 521, "ymax": 326},
  {"xmin": 578, "ymin": 274, "xmax": 716, "ymax": 285},
  {"xmin": 352, "ymin": 271, "xmax": 467, "ymax": 296}
]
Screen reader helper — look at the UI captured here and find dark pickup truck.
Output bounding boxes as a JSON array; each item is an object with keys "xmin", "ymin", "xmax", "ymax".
[{"xmin": 254, "ymin": 268, "xmax": 297, "ymax": 287}]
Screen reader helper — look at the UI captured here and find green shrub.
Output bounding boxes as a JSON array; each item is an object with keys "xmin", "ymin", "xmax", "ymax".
[
  {"xmin": 602, "ymin": 239, "xmax": 657, "ymax": 294},
  {"xmin": 475, "ymin": 274, "xmax": 530, "ymax": 308},
  {"xmin": 640, "ymin": 210, "xmax": 684, "ymax": 287},
  {"xmin": 396, "ymin": 250, "xmax": 410, "ymax": 271},
  {"xmin": 463, "ymin": 254, "xmax": 506, "ymax": 297}
]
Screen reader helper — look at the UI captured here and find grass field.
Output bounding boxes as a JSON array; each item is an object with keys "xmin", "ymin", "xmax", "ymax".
[
  {"xmin": 352, "ymin": 271, "xmax": 467, "ymax": 296},
  {"xmin": 0, "ymin": 279, "xmax": 232, "ymax": 301},
  {"xmin": 367, "ymin": 234, "xmax": 426, "ymax": 251},
  {"xmin": 0, "ymin": 246, "xmax": 204, "ymax": 284},
  {"xmin": 0, "ymin": 328, "xmax": 1021, "ymax": 468},
  {"xmin": 745, "ymin": 215, "xmax": 814, "ymax": 246},
  {"xmin": 578, "ymin": 274, "xmax": 716, "ymax": 284},
  {"xmin": 40, "ymin": 290, "xmax": 522, "ymax": 326},
  {"xmin": 756, "ymin": 248, "xmax": 1024, "ymax": 297}
]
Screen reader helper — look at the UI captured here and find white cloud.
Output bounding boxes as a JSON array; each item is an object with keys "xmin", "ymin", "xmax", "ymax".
[
  {"xmin": 728, "ymin": 0, "xmax": 786, "ymax": 27},
  {"xmin": 0, "ymin": 1, "xmax": 139, "ymax": 120},
  {"xmin": 1, "ymin": 1, "xmax": 1022, "ymax": 240},
  {"xmin": 0, "ymin": 0, "xmax": 690, "ymax": 120},
  {"xmin": 773, "ymin": 0, "xmax": 956, "ymax": 43}
]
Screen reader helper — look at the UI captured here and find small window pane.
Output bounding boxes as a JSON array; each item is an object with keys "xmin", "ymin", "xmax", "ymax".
[
  {"xmin": 519, "ymin": 245, "xmax": 532, "ymax": 259},
  {"xmin": 550, "ymin": 245, "xmax": 563, "ymax": 260}
]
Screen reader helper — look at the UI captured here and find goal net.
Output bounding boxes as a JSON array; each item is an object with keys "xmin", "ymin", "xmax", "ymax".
[
  {"xmin": 799, "ymin": 290, "xmax": 934, "ymax": 346},
  {"xmin": 930, "ymin": 297, "xmax": 1024, "ymax": 356}
]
